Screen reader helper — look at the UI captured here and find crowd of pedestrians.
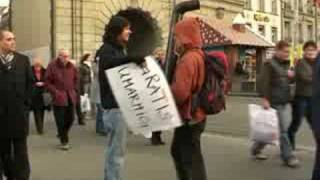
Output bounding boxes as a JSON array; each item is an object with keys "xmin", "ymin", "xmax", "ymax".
[{"xmin": 1, "ymin": 14, "xmax": 320, "ymax": 180}]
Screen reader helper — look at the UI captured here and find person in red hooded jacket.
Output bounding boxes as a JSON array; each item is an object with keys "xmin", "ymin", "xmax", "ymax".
[{"xmin": 170, "ymin": 17, "xmax": 207, "ymax": 180}]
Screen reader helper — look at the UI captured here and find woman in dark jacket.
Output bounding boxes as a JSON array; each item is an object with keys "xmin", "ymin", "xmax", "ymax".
[
  {"xmin": 75, "ymin": 53, "xmax": 93, "ymax": 125},
  {"xmin": 31, "ymin": 57, "xmax": 48, "ymax": 135},
  {"xmin": 79, "ymin": 53, "xmax": 93, "ymax": 96}
]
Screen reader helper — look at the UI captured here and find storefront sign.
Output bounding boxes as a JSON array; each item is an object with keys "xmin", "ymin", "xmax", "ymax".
[
  {"xmin": 106, "ymin": 57, "xmax": 182, "ymax": 137},
  {"xmin": 254, "ymin": 14, "xmax": 270, "ymax": 22}
]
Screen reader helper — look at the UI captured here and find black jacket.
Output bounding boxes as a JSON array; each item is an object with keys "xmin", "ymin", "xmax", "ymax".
[
  {"xmin": 97, "ymin": 41, "xmax": 131, "ymax": 109},
  {"xmin": 295, "ymin": 58, "xmax": 314, "ymax": 97},
  {"xmin": 31, "ymin": 66, "xmax": 48, "ymax": 110},
  {"xmin": 79, "ymin": 63, "xmax": 92, "ymax": 95},
  {"xmin": 0, "ymin": 52, "xmax": 34, "ymax": 138},
  {"xmin": 260, "ymin": 57, "xmax": 292, "ymax": 105}
]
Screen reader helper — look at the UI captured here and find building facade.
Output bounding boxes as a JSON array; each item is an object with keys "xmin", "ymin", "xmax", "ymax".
[
  {"xmin": 243, "ymin": 0, "xmax": 282, "ymax": 43},
  {"xmin": 283, "ymin": 0, "xmax": 316, "ymax": 43},
  {"xmin": 9, "ymin": 0, "xmax": 245, "ymax": 63}
]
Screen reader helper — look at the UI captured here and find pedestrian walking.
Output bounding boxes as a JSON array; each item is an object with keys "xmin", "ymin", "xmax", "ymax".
[
  {"xmin": 311, "ymin": 46, "xmax": 320, "ymax": 180},
  {"xmin": 45, "ymin": 49, "xmax": 78, "ymax": 151},
  {"xmin": 31, "ymin": 57, "xmax": 49, "ymax": 135},
  {"xmin": 288, "ymin": 41, "xmax": 317, "ymax": 150},
  {"xmin": 97, "ymin": 15, "xmax": 146, "ymax": 180},
  {"xmin": 91, "ymin": 54, "xmax": 105, "ymax": 136},
  {"xmin": 77, "ymin": 53, "xmax": 93, "ymax": 125},
  {"xmin": 151, "ymin": 47, "xmax": 166, "ymax": 146},
  {"xmin": 252, "ymin": 40, "xmax": 299, "ymax": 168},
  {"xmin": 68, "ymin": 59, "xmax": 86, "ymax": 126},
  {"xmin": 170, "ymin": 17, "xmax": 207, "ymax": 180},
  {"xmin": 0, "ymin": 29, "xmax": 33, "ymax": 180}
]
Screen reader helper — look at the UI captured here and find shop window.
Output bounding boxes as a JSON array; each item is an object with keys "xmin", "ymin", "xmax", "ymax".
[{"xmin": 258, "ymin": 25, "xmax": 265, "ymax": 36}]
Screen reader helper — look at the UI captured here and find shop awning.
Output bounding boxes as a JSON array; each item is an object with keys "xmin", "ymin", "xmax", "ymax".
[{"xmin": 185, "ymin": 14, "xmax": 274, "ymax": 48}]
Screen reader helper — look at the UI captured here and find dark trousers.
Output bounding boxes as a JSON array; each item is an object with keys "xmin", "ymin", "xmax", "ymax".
[
  {"xmin": 151, "ymin": 131, "xmax": 162, "ymax": 141},
  {"xmin": 0, "ymin": 138, "xmax": 30, "ymax": 180},
  {"xmin": 171, "ymin": 121, "xmax": 207, "ymax": 180},
  {"xmin": 288, "ymin": 96, "xmax": 312, "ymax": 149},
  {"xmin": 53, "ymin": 104, "xmax": 75, "ymax": 144},
  {"xmin": 33, "ymin": 109, "xmax": 45, "ymax": 134},
  {"xmin": 312, "ymin": 136, "xmax": 320, "ymax": 180},
  {"xmin": 75, "ymin": 102, "xmax": 84, "ymax": 124}
]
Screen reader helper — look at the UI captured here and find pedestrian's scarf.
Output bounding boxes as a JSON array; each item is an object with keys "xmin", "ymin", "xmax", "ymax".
[{"xmin": 0, "ymin": 53, "xmax": 14, "ymax": 71}]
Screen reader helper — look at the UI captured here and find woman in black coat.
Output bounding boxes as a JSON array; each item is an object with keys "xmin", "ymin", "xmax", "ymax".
[
  {"xmin": 31, "ymin": 58, "xmax": 48, "ymax": 135},
  {"xmin": 75, "ymin": 53, "xmax": 93, "ymax": 125},
  {"xmin": 79, "ymin": 53, "xmax": 93, "ymax": 96}
]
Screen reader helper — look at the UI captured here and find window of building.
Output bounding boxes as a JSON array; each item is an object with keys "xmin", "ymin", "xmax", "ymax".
[
  {"xmin": 284, "ymin": 21, "xmax": 291, "ymax": 41},
  {"xmin": 299, "ymin": 24, "xmax": 304, "ymax": 43},
  {"xmin": 299, "ymin": 0, "xmax": 303, "ymax": 12},
  {"xmin": 271, "ymin": 27, "xmax": 278, "ymax": 42},
  {"xmin": 258, "ymin": 25, "xmax": 265, "ymax": 36},
  {"xmin": 258, "ymin": 0, "xmax": 265, "ymax": 12},
  {"xmin": 272, "ymin": 0, "xmax": 277, "ymax": 14},
  {"xmin": 245, "ymin": 0, "xmax": 251, "ymax": 9},
  {"xmin": 308, "ymin": 24, "xmax": 314, "ymax": 40}
]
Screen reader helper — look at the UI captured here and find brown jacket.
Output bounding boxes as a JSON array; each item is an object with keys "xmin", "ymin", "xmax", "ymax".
[{"xmin": 171, "ymin": 17, "xmax": 206, "ymax": 122}]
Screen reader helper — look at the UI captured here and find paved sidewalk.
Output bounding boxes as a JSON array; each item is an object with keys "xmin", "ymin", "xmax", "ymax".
[{"xmin": 27, "ymin": 119, "xmax": 315, "ymax": 180}]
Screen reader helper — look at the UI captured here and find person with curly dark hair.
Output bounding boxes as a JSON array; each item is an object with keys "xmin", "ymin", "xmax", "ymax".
[{"xmin": 97, "ymin": 16, "xmax": 146, "ymax": 180}]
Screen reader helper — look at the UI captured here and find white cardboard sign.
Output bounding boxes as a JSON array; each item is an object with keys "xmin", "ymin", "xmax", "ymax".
[{"xmin": 106, "ymin": 56, "xmax": 182, "ymax": 137}]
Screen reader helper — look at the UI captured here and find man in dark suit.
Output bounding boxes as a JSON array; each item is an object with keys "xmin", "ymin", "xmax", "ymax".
[
  {"xmin": 0, "ymin": 30, "xmax": 33, "ymax": 180},
  {"xmin": 312, "ymin": 53, "xmax": 320, "ymax": 180}
]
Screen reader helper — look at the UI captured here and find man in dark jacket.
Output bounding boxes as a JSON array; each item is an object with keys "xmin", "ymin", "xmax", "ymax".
[
  {"xmin": 311, "ymin": 50, "xmax": 320, "ymax": 180},
  {"xmin": 150, "ymin": 48, "xmax": 166, "ymax": 146},
  {"xmin": 252, "ymin": 41, "xmax": 299, "ymax": 168},
  {"xmin": 97, "ymin": 16, "xmax": 145, "ymax": 180},
  {"xmin": 0, "ymin": 30, "xmax": 33, "ymax": 180},
  {"xmin": 45, "ymin": 49, "xmax": 78, "ymax": 151},
  {"xmin": 288, "ymin": 41, "xmax": 317, "ymax": 150}
]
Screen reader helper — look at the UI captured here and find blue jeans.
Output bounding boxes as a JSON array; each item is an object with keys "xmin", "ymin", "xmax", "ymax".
[
  {"xmin": 103, "ymin": 109, "xmax": 127, "ymax": 180},
  {"xmin": 288, "ymin": 96, "xmax": 312, "ymax": 150},
  {"xmin": 252, "ymin": 103, "xmax": 294, "ymax": 161},
  {"xmin": 96, "ymin": 104, "xmax": 105, "ymax": 134}
]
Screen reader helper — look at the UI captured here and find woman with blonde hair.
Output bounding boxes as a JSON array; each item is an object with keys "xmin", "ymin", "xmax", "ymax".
[{"xmin": 31, "ymin": 57, "xmax": 48, "ymax": 135}]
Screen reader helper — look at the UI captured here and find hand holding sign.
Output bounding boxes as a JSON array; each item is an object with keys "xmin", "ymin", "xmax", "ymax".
[{"xmin": 106, "ymin": 56, "xmax": 182, "ymax": 137}]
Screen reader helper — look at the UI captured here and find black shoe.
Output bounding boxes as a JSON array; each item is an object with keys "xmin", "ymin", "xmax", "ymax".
[
  {"xmin": 78, "ymin": 121, "xmax": 86, "ymax": 126},
  {"xmin": 151, "ymin": 138, "xmax": 165, "ymax": 146}
]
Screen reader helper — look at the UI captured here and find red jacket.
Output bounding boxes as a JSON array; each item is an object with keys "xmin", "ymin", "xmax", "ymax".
[
  {"xmin": 171, "ymin": 17, "xmax": 206, "ymax": 123},
  {"xmin": 45, "ymin": 58, "xmax": 79, "ymax": 106}
]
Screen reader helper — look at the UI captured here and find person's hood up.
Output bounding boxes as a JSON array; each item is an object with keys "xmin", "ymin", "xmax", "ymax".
[{"xmin": 174, "ymin": 17, "xmax": 203, "ymax": 50}]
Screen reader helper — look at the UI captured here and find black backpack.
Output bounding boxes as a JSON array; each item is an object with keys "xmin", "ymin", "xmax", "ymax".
[{"xmin": 192, "ymin": 51, "xmax": 228, "ymax": 115}]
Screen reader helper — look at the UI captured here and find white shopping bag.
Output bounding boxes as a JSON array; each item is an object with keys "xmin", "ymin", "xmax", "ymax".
[
  {"xmin": 248, "ymin": 104, "xmax": 279, "ymax": 145},
  {"xmin": 105, "ymin": 56, "xmax": 182, "ymax": 138},
  {"xmin": 80, "ymin": 94, "xmax": 91, "ymax": 113}
]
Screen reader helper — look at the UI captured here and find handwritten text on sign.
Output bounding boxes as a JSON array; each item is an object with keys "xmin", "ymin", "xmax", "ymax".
[{"xmin": 106, "ymin": 57, "xmax": 182, "ymax": 137}]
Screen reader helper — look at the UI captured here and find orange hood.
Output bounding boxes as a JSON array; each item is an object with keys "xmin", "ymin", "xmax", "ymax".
[{"xmin": 174, "ymin": 17, "xmax": 203, "ymax": 50}]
